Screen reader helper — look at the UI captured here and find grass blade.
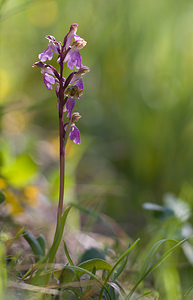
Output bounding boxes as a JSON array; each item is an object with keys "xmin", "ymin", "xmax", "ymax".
[
  {"xmin": 68, "ymin": 265, "xmax": 111, "ymax": 298},
  {"xmin": 99, "ymin": 238, "xmax": 140, "ymax": 299},
  {"xmin": 63, "ymin": 241, "xmax": 74, "ymax": 266},
  {"xmin": 126, "ymin": 238, "xmax": 187, "ymax": 299}
]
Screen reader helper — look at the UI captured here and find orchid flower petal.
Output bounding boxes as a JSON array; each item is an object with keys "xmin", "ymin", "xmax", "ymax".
[{"xmin": 69, "ymin": 125, "xmax": 81, "ymax": 144}]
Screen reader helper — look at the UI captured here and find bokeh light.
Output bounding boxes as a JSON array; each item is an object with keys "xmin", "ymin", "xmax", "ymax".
[{"xmin": 27, "ymin": 0, "xmax": 58, "ymax": 27}]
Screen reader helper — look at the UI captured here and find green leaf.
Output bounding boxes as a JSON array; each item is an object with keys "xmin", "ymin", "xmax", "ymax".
[
  {"xmin": 0, "ymin": 190, "xmax": 5, "ymax": 204},
  {"xmin": 113, "ymin": 255, "xmax": 128, "ymax": 281},
  {"xmin": 23, "ymin": 232, "xmax": 44, "ymax": 260},
  {"xmin": 108, "ymin": 239, "xmax": 140, "ymax": 281},
  {"xmin": 36, "ymin": 234, "xmax": 46, "ymax": 256},
  {"xmin": 40, "ymin": 206, "xmax": 72, "ymax": 287},
  {"xmin": 47, "ymin": 206, "xmax": 72, "ymax": 264},
  {"xmin": 14, "ymin": 227, "xmax": 25, "ymax": 239},
  {"xmin": 9, "ymin": 227, "xmax": 25, "ymax": 246},
  {"xmin": 28, "ymin": 206, "xmax": 72, "ymax": 287},
  {"xmin": 108, "ymin": 284, "xmax": 116, "ymax": 300},
  {"xmin": 78, "ymin": 258, "xmax": 112, "ymax": 276},
  {"xmin": 63, "ymin": 241, "xmax": 74, "ymax": 266}
]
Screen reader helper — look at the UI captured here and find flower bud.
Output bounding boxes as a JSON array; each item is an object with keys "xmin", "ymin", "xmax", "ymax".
[
  {"xmin": 32, "ymin": 61, "xmax": 46, "ymax": 68},
  {"xmin": 77, "ymin": 66, "xmax": 90, "ymax": 75},
  {"xmin": 69, "ymin": 66, "xmax": 90, "ymax": 86},
  {"xmin": 65, "ymin": 86, "xmax": 83, "ymax": 98},
  {"xmin": 70, "ymin": 24, "xmax": 78, "ymax": 34},
  {"xmin": 72, "ymin": 112, "xmax": 82, "ymax": 123},
  {"xmin": 72, "ymin": 38, "xmax": 87, "ymax": 50}
]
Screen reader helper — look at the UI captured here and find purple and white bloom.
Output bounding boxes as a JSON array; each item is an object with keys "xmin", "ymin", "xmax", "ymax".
[
  {"xmin": 41, "ymin": 67, "xmax": 55, "ymax": 90},
  {"xmin": 64, "ymin": 38, "xmax": 87, "ymax": 69},
  {"xmin": 64, "ymin": 98, "xmax": 75, "ymax": 117},
  {"xmin": 32, "ymin": 61, "xmax": 56, "ymax": 90},
  {"xmin": 39, "ymin": 35, "xmax": 60, "ymax": 62},
  {"xmin": 69, "ymin": 124, "xmax": 81, "ymax": 144}
]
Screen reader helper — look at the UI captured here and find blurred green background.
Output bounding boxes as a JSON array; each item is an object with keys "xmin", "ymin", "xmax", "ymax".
[{"xmin": 1, "ymin": 0, "xmax": 193, "ymax": 235}]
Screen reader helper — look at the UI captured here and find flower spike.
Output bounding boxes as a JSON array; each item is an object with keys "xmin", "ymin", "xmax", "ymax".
[{"xmin": 33, "ymin": 24, "xmax": 89, "ymax": 145}]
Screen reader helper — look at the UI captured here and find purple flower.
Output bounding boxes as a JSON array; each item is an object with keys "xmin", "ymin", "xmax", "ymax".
[
  {"xmin": 64, "ymin": 38, "xmax": 87, "ymax": 69},
  {"xmin": 32, "ymin": 61, "xmax": 56, "ymax": 90},
  {"xmin": 69, "ymin": 124, "xmax": 81, "ymax": 144},
  {"xmin": 41, "ymin": 67, "xmax": 55, "ymax": 90},
  {"xmin": 39, "ymin": 35, "xmax": 60, "ymax": 62},
  {"xmin": 64, "ymin": 98, "xmax": 75, "ymax": 117}
]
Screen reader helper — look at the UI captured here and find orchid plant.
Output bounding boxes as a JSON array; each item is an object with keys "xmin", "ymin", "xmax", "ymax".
[
  {"xmin": 33, "ymin": 24, "xmax": 89, "ymax": 230},
  {"xmin": 1, "ymin": 23, "xmax": 188, "ymax": 300}
]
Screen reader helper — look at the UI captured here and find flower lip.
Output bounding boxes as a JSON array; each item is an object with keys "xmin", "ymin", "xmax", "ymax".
[
  {"xmin": 64, "ymin": 98, "xmax": 75, "ymax": 117},
  {"xmin": 64, "ymin": 50, "xmax": 82, "ymax": 70},
  {"xmin": 42, "ymin": 72, "xmax": 55, "ymax": 90},
  {"xmin": 69, "ymin": 124, "xmax": 81, "ymax": 144}
]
